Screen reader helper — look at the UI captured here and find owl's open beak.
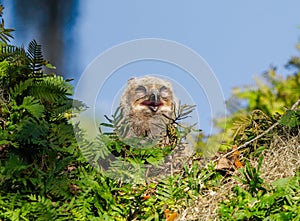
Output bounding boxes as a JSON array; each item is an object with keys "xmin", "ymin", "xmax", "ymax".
[
  {"xmin": 148, "ymin": 93, "xmax": 160, "ymax": 112},
  {"xmin": 141, "ymin": 92, "xmax": 163, "ymax": 112},
  {"xmin": 149, "ymin": 93, "xmax": 158, "ymax": 104}
]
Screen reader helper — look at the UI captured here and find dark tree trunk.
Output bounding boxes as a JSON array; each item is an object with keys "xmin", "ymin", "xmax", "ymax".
[{"xmin": 11, "ymin": 0, "xmax": 79, "ymax": 76}]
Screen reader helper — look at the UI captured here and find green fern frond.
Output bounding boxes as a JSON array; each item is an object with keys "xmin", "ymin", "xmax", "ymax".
[
  {"xmin": 100, "ymin": 106, "xmax": 130, "ymax": 138},
  {"xmin": 0, "ymin": 45, "xmax": 27, "ymax": 64},
  {"xmin": 79, "ymin": 135, "xmax": 111, "ymax": 169},
  {"xmin": 15, "ymin": 118, "xmax": 49, "ymax": 146},
  {"xmin": 10, "ymin": 78, "xmax": 34, "ymax": 100},
  {"xmin": 72, "ymin": 99, "xmax": 87, "ymax": 111},
  {"xmin": 156, "ymin": 176, "xmax": 181, "ymax": 204},
  {"xmin": 51, "ymin": 99, "xmax": 86, "ymax": 120},
  {"xmin": 175, "ymin": 103, "xmax": 196, "ymax": 122},
  {"xmin": 20, "ymin": 96, "xmax": 44, "ymax": 118},
  {"xmin": 30, "ymin": 75, "xmax": 72, "ymax": 103},
  {"xmin": 42, "ymin": 75, "xmax": 73, "ymax": 95},
  {"xmin": 27, "ymin": 40, "xmax": 45, "ymax": 75},
  {"xmin": 0, "ymin": 59, "xmax": 8, "ymax": 78},
  {"xmin": 27, "ymin": 194, "xmax": 57, "ymax": 220},
  {"xmin": 1, "ymin": 44, "xmax": 16, "ymax": 54},
  {"xmin": 280, "ymin": 109, "xmax": 300, "ymax": 128},
  {"xmin": 50, "ymin": 98, "xmax": 73, "ymax": 117},
  {"xmin": 0, "ymin": 19, "xmax": 14, "ymax": 44},
  {"xmin": 0, "ymin": 5, "xmax": 3, "ymax": 17}
]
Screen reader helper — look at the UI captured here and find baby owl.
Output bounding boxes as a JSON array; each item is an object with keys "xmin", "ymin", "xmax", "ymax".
[{"xmin": 117, "ymin": 76, "xmax": 178, "ymax": 145}]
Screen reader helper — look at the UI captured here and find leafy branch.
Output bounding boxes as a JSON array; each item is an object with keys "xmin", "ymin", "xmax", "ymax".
[
  {"xmin": 214, "ymin": 98, "xmax": 300, "ymax": 162},
  {"xmin": 0, "ymin": 5, "xmax": 14, "ymax": 44}
]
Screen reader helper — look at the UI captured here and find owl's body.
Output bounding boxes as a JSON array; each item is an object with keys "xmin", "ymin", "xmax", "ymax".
[
  {"xmin": 114, "ymin": 76, "xmax": 195, "ymax": 179},
  {"xmin": 118, "ymin": 76, "xmax": 178, "ymax": 145}
]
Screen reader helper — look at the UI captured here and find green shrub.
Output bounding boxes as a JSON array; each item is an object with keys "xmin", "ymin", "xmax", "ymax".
[
  {"xmin": 1, "ymin": 3, "xmax": 299, "ymax": 220},
  {"xmin": 219, "ymin": 160, "xmax": 300, "ymax": 221}
]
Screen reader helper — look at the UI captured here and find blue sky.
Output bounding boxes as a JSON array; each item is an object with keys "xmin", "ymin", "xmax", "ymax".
[
  {"xmin": 77, "ymin": 1, "xmax": 300, "ymax": 87},
  {"xmin": 75, "ymin": 1, "xmax": 300, "ymax": 134},
  {"xmin": 4, "ymin": 1, "xmax": 300, "ymax": 134}
]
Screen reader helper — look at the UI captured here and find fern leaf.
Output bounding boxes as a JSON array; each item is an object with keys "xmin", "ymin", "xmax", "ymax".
[
  {"xmin": 79, "ymin": 135, "xmax": 111, "ymax": 170},
  {"xmin": 10, "ymin": 78, "xmax": 33, "ymax": 99},
  {"xmin": 280, "ymin": 110, "xmax": 300, "ymax": 128},
  {"xmin": 0, "ymin": 5, "xmax": 3, "ymax": 17},
  {"xmin": 176, "ymin": 104, "xmax": 196, "ymax": 121},
  {"xmin": 50, "ymin": 98, "xmax": 86, "ymax": 120},
  {"xmin": 30, "ymin": 75, "xmax": 72, "ymax": 103},
  {"xmin": 42, "ymin": 75, "xmax": 73, "ymax": 95},
  {"xmin": 20, "ymin": 96, "xmax": 44, "ymax": 118},
  {"xmin": 10, "ymin": 78, "xmax": 34, "ymax": 100},
  {"xmin": 0, "ymin": 59, "xmax": 8, "ymax": 77},
  {"xmin": 26, "ymin": 40, "xmax": 45, "ymax": 75},
  {"xmin": 1, "ymin": 44, "xmax": 15, "ymax": 54},
  {"xmin": 0, "ymin": 18, "xmax": 14, "ymax": 44},
  {"xmin": 0, "ymin": 45, "xmax": 28, "ymax": 65},
  {"xmin": 51, "ymin": 100, "xmax": 73, "ymax": 118},
  {"xmin": 15, "ymin": 118, "xmax": 49, "ymax": 145}
]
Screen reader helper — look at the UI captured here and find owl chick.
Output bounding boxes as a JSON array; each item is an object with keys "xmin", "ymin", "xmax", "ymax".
[{"xmin": 117, "ymin": 76, "xmax": 178, "ymax": 144}]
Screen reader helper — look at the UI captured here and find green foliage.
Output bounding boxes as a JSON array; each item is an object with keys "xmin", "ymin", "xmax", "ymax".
[
  {"xmin": 232, "ymin": 110, "xmax": 278, "ymax": 155},
  {"xmin": 219, "ymin": 162, "xmax": 300, "ymax": 221},
  {"xmin": 280, "ymin": 109, "xmax": 300, "ymax": 129},
  {"xmin": 27, "ymin": 40, "xmax": 47, "ymax": 76},
  {"xmin": 230, "ymin": 69, "xmax": 300, "ymax": 115},
  {"xmin": 1, "ymin": 3, "xmax": 299, "ymax": 220},
  {"xmin": 0, "ymin": 5, "xmax": 14, "ymax": 44},
  {"xmin": 235, "ymin": 156, "xmax": 267, "ymax": 196},
  {"xmin": 0, "ymin": 5, "xmax": 108, "ymax": 220},
  {"xmin": 95, "ymin": 103, "xmax": 197, "ymax": 183},
  {"xmin": 215, "ymin": 37, "xmax": 300, "ymax": 220},
  {"xmin": 0, "ymin": 5, "xmax": 215, "ymax": 220},
  {"xmin": 212, "ymin": 50, "xmax": 300, "ymax": 155}
]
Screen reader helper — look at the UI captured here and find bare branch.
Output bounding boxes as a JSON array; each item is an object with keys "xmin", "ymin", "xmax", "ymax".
[{"xmin": 213, "ymin": 98, "xmax": 300, "ymax": 162}]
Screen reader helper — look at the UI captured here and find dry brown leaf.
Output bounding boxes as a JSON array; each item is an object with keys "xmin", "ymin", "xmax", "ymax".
[
  {"xmin": 164, "ymin": 209, "xmax": 178, "ymax": 221},
  {"xmin": 215, "ymin": 157, "xmax": 233, "ymax": 170},
  {"xmin": 142, "ymin": 195, "xmax": 150, "ymax": 200},
  {"xmin": 232, "ymin": 145, "xmax": 243, "ymax": 168}
]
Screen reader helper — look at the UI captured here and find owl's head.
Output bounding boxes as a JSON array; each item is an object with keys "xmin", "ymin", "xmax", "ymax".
[{"xmin": 120, "ymin": 76, "xmax": 177, "ymax": 117}]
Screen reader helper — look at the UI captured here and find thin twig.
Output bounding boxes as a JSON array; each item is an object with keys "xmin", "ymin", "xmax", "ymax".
[
  {"xmin": 213, "ymin": 98, "xmax": 300, "ymax": 162},
  {"xmin": 291, "ymin": 99, "xmax": 300, "ymax": 110}
]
